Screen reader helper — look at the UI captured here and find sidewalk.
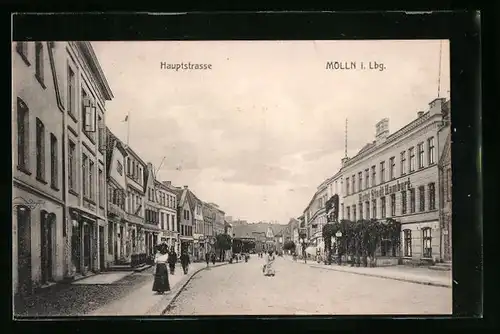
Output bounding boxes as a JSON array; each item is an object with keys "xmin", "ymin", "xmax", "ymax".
[
  {"xmin": 89, "ymin": 262, "xmax": 227, "ymax": 316},
  {"xmin": 286, "ymin": 256, "xmax": 452, "ymax": 288}
]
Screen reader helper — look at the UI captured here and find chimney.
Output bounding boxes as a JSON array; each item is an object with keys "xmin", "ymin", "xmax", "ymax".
[
  {"xmin": 417, "ymin": 111, "xmax": 425, "ymax": 118},
  {"xmin": 375, "ymin": 118, "xmax": 390, "ymax": 144},
  {"xmin": 183, "ymin": 185, "xmax": 188, "ymax": 189},
  {"xmin": 429, "ymin": 97, "xmax": 446, "ymax": 116}
]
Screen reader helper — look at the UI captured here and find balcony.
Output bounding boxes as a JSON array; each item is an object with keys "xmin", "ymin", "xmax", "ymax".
[
  {"xmin": 125, "ymin": 212, "xmax": 144, "ymax": 225},
  {"xmin": 108, "ymin": 202, "xmax": 126, "ymax": 220}
]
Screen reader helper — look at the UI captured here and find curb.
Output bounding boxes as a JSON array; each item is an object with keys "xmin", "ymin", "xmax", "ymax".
[
  {"xmin": 134, "ymin": 264, "xmax": 154, "ymax": 272},
  {"xmin": 146, "ymin": 262, "xmax": 231, "ymax": 315},
  {"xmin": 287, "ymin": 256, "xmax": 452, "ymax": 288}
]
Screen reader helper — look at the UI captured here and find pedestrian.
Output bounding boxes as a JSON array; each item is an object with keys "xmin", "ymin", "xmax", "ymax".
[
  {"xmin": 152, "ymin": 239, "xmax": 171, "ymax": 294},
  {"xmin": 205, "ymin": 252, "xmax": 210, "ymax": 268},
  {"xmin": 168, "ymin": 247, "xmax": 177, "ymax": 275},
  {"xmin": 180, "ymin": 251, "xmax": 190, "ymax": 275},
  {"xmin": 263, "ymin": 250, "xmax": 276, "ymax": 277},
  {"xmin": 211, "ymin": 252, "xmax": 216, "ymax": 265}
]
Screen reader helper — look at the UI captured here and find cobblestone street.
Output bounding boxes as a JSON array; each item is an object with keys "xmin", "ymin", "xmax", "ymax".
[{"xmin": 165, "ymin": 255, "xmax": 452, "ymax": 315}]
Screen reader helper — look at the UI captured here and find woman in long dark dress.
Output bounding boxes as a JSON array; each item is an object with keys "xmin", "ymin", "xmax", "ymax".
[{"xmin": 152, "ymin": 242, "xmax": 171, "ymax": 294}]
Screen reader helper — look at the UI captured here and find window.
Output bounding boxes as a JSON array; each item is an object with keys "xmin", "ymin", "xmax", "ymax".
[
  {"xmin": 371, "ymin": 165, "xmax": 376, "ymax": 186},
  {"xmin": 353, "ymin": 205, "xmax": 357, "ymax": 221},
  {"xmin": 390, "ymin": 194, "xmax": 396, "ymax": 216},
  {"xmin": 422, "ymin": 228, "xmax": 432, "ymax": 258},
  {"xmin": 50, "ymin": 134, "xmax": 58, "ymax": 189},
  {"xmin": 381, "ymin": 197, "xmax": 386, "ymax": 218},
  {"xmin": 81, "ymin": 89, "xmax": 96, "ymax": 138},
  {"xmin": 16, "ymin": 41, "xmax": 29, "ymax": 64},
  {"xmin": 419, "ymin": 186, "xmax": 425, "ymax": 212},
  {"xmin": 99, "ymin": 168, "xmax": 104, "ymax": 207},
  {"xmin": 68, "ymin": 141, "xmax": 76, "ymax": 191},
  {"xmin": 365, "ymin": 201, "xmax": 370, "ymax": 219},
  {"xmin": 318, "ymin": 198, "xmax": 323, "ymax": 208},
  {"xmin": 417, "ymin": 143, "xmax": 424, "ymax": 169},
  {"xmin": 389, "ymin": 157, "xmax": 395, "ymax": 180},
  {"xmin": 372, "ymin": 199, "xmax": 377, "ymax": 219},
  {"xmin": 428, "ymin": 183, "xmax": 436, "ymax": 210},
  {"xmin": 358, "ymin": 172, "xmax": 363, "ymax": 192},
  {"xmin": 67, "ymin": 65, "xmax": 75, "ymax": 116},
  {"xmin": 428, "ymin": 137, "xmax": 435, "ymax": 165},
  {"xmin": 98, "ymin": 114, "xmax": 105, "ymax": 153},
  {"xmin": 36, "ymin": 118, "xmax": 45, "ymax": 181},
  {"xmin": 89, "ymin": 160, "xmax": 94, "ymax": 200},
  {"xmin": 409, "ymin": 147, "xmax": 415, "ymax": 172},
  {"xmin": 127, "ymin": 158, "xmax": 131, "ymax": 175},
  {"xmin": 35, "ymin": 42, "xmax": 44, "ymax": 86},
  {"xmin": 403, "ymin": 230, "xmax": 412, "ymax": 257},
  {"xmin": 359, "ymin": 203, "xmax": 363, "ymax": 220},
  {"xmin": 364, "ymin": 169, "xmax": 369, "ymax": 189},
  {"xmin": 352, "ymin": 175, "xmax": 355, "ymax": 194},
  {"xmin": 401, "ymin": 191, "xmax": 407, "ymax": 214},
  {"xmin": 340, "ymin": 203, "xmax": 344, "ymax": 220},
  {"xmin": 380, "ymin": 161, "xmax": 385, "ymax": 183},
  {"xmin": 82, "ymin": 154, "xmax": 88, "ymax": 197},
  {"xmin": 400, "ymin": 151, "xmax": 407, "ymax": 176},
  {"xmin": 17, "ymin": 98, "xmax": 30, "ymax": 171},
  {"xmin": 346, "ymin": 206, "xmax": 351, "ymax": 221},
  {"xmin": 380, "ymin": 239, "xmax": 395, "ymax": 257},
  {"xmin": 81, "ymin": 89, "xmax": 88, "ymax": 132},
  {"xmin": 410, "ymin": 188, "xmax": 416, "ymax": 213},
  {"xmin": 346, "ymin": 177, "xmax": 350, "ymax": 195}
]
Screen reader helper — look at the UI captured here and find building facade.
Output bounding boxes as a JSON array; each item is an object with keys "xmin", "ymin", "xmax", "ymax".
[
  {"xmin": 124, "ymin": 147, "xmax": 147, "ymax": 264},
  {"xmin": 341, "ymin": 98, "xmax": 447, "ymax": 265},
  {"xmin": 13, "ymin": 41, "xmax": 66, "ymax": 295},
  {"xmin": 62, "ymin": 42, "xmax": 112, "ymax": 278},
  {"xmin": 202, "ymin": 203, "xmax": 216, "ymax": 253},
  {"xmin": 191, "ymin": 196, "xmax": 205, "ymax": 261},
  {"xmin": 105, "ymin": 128, "xmax": 128, "ymax": 265},
  {"xmin": 157, "ymin": 181, "xmax": 178, "ymax": 251},
  {"xmin": 144, "ymin": 163, "xmax": 161, "ymax": 257},
  {"xmin": 176, "ymin": 186, "xmax": 194, "ymax": 256},
  {"xmin": 438, "ymin": 100, "xmax": 452, "ymax": 262}
]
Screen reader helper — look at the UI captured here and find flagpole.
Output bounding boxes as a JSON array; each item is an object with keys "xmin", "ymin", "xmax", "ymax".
[{"xmin": 127, "ymin": 111, "xmax": 130, "ymax": 147}]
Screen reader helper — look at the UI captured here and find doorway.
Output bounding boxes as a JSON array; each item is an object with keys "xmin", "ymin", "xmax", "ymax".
[
  {"xmin": 83, "ymin": 222, "xmax": 91, "ymax": 273},
  {"xmin": 17, "ymin": 206, "xmax": 32, "ymax": 295},
  {"xmin": 99, "ymin": 226, "xmax": 105, "ymax": 272},
  {"xmin": 40, "ymin": 211, "xmax": 54, "ymax": 284}
]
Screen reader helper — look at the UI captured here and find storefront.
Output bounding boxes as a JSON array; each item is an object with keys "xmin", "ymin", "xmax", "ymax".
[{"xmin": 69, "ymin": 208, "xmax": 99, "ymax": 276}]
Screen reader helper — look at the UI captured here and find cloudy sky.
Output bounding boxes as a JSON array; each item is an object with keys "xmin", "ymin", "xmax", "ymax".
[{"xmin": 92, "ymin": 40, "xmax": 450, "ymax": 224}]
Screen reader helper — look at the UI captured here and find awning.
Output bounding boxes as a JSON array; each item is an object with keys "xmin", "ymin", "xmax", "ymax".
[{"xmin": 305, "ymin": 246, "xmax": 316, "ymax": 256}]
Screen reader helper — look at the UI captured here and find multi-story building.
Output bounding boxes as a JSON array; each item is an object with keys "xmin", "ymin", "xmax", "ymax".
[
  {"xmin": 105, "ymin": 128, "xmax": 128, "ymax": 265},
  {"xmin": 214, "ymin": 221, "xmax": 225, "ymax": 236},
  {"xmin": 341, "ymin": 98, "xmax": 447, "ymax": 265},
  {"xmin": 175, "ymin": 186, "xmax": 194, "ymax": 255},
  {"xmin": 438, "ymin": 100, "xmax": 452, "ymax": 262},
  {"xmin": 144, "ymin": 163, "xmax": 161, "ymax": 257},
  {"xmin": 124, "ymin": 147, "xmax": 147, "ymax": 264},
  {"xmin": 157, "ymin": 181, "xmax": 178, "ymax": 251},
  {"xmin": 202, "ymin": 202, "xmax": 216, "ymax": 253},
  {"xmin": 62, "ymin": 42, "xmax": 112, "ymax": 278},
  {"xmin": 190, "ymin": 195, "xmax": 205, "ymax": 262},
  {"xmin": 13, "ymin": 41, "xmax": 67, "ymax": 295}
]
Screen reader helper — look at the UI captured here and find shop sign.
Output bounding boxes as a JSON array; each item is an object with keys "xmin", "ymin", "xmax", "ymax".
[{"xmin": 358, "ymin": 177, "xmax": 413, "ymax": 202}]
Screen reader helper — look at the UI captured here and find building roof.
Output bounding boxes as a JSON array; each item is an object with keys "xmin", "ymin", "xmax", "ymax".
[{"xmin": 105, "ymin": 127, "xmax": 128, "ymax": 179}]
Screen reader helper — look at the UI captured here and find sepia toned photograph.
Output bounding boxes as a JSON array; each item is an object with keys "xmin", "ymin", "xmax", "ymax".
[{"xmin": 12, "ymin": 39, "xmax": 452, "ymax": 317}]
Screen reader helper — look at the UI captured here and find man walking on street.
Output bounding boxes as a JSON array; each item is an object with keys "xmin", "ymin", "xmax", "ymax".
[
  {"xmin": 205, "ymin": 252, "xmax": 210, "ymax": 268},
  {"xmin": 180, "ymin": 251, "xmax": 190, "ymax": 275}
]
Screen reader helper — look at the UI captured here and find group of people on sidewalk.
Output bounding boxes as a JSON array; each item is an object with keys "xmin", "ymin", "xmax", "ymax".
[{"xmin": 152, "ymin": 237, "xmax": 192, "ymax": 295}]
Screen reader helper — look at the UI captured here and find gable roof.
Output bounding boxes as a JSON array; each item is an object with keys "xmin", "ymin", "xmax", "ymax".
[{"xmin": 105, "ymin": 128, "xmax": 128, "ymax": 178}]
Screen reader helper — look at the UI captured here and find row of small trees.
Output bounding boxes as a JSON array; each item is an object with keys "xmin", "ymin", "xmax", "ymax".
[{"xmin": 321, "ymin": 218, "xmax": 401, "ymax": 267}]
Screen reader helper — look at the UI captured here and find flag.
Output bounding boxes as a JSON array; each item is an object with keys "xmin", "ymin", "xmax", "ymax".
[{"xmin": 123, "ymin": 115, "xmax": 128, "ymax": 122}]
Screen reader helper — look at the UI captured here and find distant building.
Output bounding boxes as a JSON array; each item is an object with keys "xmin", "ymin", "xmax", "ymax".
[{"xmin": 438, "ymin": 100, "xmax": 452, "ymax": 262}]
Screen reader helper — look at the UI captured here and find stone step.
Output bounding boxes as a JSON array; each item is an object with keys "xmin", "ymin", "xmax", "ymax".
[
  {"xmin": 108, "ymin": 264, "xmax": 134, "ymax": 272},
  {"xmin": 429, "ymin": 263, "xmax": 452, "ymax": 271}
]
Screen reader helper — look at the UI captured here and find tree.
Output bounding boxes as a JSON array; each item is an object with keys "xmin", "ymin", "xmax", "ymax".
[
  {"xmin": 215, "ymin": 233, "xmax": 232, "ymax": 261},
  {"xmin": 283, "ymin": 240, "xmax": 296, "ymax": 253}
]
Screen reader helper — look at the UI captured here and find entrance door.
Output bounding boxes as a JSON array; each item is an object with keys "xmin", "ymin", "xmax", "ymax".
[
  {"xmin": 17, "ymin": 206, "xmax": 32, "ymax": 295},
  {"xmin": 40, "ymin": 212, "xmax": 54, "ymax": 284},
  {"xmin": 99, "ymin": 226, "xmax": 105, "ymax": 271},
  {"xmin": 83, "ymin": 223, "xmax": 91, "ymax": 273}
]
